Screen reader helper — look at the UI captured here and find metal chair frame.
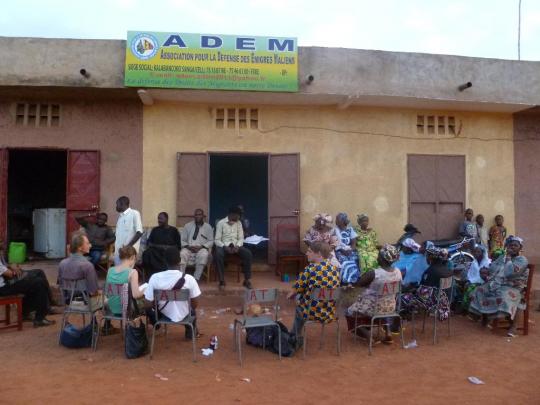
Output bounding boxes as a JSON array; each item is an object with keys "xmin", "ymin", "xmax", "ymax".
[
  {"xmin": 411, "ymin": 276, "xmax": 454, "ymax": 344},
  {"xmin": 58, "ymin": 278, "xmax": 100, "ymax": 349},
  {"xmin": 94, "ymin": 281, "xmax": 128, "ymax": 351},
  {"xmin": 149, "ymin": 288, "xmax": 197, "ymax": 362},
  {"xmin": 353, "ymin": 280, "xmax": 405, "ymax": 355},
  {"xmin": 233, "ymin": 288, "xmax": 281, "ymax": 366},
  {"xmin": 301, "ymin": 287, "xmax": 342, "ymax": 359}
]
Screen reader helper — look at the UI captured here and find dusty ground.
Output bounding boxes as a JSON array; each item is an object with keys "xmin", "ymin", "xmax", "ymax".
[{"xmin": 2, "ymin": 291, "xmax": 539, "ymax": 405}]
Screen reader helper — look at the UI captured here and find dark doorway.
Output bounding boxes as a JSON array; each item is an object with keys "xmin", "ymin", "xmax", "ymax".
[
  {"xmin": 7, "ymin": 149, "xmax": 67, "ymax": 252},
  {"xmin": 209, "ymin": 154, "xmax": 268, "ymax": 260}
]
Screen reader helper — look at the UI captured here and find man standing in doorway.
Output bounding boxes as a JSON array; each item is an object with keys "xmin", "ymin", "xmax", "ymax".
[
  {"xmin": 114, "ymin": 196, "xmax": 143, "ymax": 265},
  {"xmin": 180, "ymin": 209, "xmax": 214, "ymax": 281},
  {"xmin": 214, "ymin": 206, "xmax": 253, "ymax": 290},
  {"xmin": 76, "ymin": 212, "xmax": 115, "ymax": 266}
]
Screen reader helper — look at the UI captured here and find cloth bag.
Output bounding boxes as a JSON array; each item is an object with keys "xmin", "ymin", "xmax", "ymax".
[{"xmin": 60, "ymin": 322, "xmax": 93, "ymax": 348}]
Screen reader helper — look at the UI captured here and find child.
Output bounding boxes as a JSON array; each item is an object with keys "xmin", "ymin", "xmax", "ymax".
[
  {"xmin": 488, "ymin": 215, "xmax": 507, "ymax": 257},
  {"xmin": 475, "ymin": 214, "xmax": 489, "ymax": 247},
  {"xmin": 288, "ymin": 241, "xmax": 340, "ymax": 347}
]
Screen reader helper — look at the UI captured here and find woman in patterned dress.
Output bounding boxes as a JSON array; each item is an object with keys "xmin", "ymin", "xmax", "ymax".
[
  {"xmin": 303, "ymin": 213, "xmax": 340, "ymax": 268},
  {"xmin": 347, "ymin": 244, "xmax": 402, "ymax": 343},
  {"xmin": 335, "ymin": 213, "xmax": 361, "ymax": 285},
  {"xmin": 469, "ymin": 236, "xmax": 529, "ymax": 337},
  {"xmin": 354, "ymin": 214, "xmax": 380, "ymax": 274}
]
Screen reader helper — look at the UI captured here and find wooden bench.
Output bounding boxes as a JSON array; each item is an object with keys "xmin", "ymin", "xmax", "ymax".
[{"xmin": 0, "ymin": 295, "xmax": 23, "ymax": 331}]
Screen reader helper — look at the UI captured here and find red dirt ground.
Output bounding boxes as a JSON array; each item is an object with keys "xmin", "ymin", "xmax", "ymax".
[{"xmin": 2, "ymin": 295, "xmax": 539, "ymax": 405}]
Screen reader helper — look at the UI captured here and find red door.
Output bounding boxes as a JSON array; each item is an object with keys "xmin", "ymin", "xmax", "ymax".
[
  {"xmin": 66, "ymin": 150, "xmax": 100, "ymax": 240},
  {"xmin": 0, "ymin": 149, "xmax": 8, "ymax": 249},
  {"xmin": 268, "ymin": 153, "xmax": 300, "ymax": 264},
  {"xmin": 176, "ymin": 153, "xmax": 209, "ymax": 226}
]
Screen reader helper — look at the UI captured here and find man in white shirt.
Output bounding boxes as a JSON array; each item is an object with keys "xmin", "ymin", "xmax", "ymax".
[
  {"xmin": 114, "ymin": 196, "xmax": 143, "ymax": 264},
  {"xmin": 214, "ymin": 206, "xmax": 253, "ymax": 290},
  {"xmin": 180, "ymin": 208, "xmax": 214, "ymax": 281},
  {"xmin": 144, "ymin": 248, "xmax": 201, "ymax": 338}
]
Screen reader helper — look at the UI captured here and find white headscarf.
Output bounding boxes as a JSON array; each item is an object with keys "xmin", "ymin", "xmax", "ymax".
[{"xmin": 467, "ymin": 244, "xmax": 491, "ymax": 284}]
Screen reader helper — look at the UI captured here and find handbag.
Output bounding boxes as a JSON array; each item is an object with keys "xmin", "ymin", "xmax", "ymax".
[
  {"xmin": 60, "ymin": 322, "xmax": 93, "ymax": 348},
  {"xmin": 124, "ymin": 286, "xmax": 148, "ymax": 359}
]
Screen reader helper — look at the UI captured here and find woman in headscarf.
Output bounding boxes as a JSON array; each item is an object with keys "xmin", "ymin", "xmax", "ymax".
[
  {"xmin": 334, "ymin": 213, "xmax": 361, "ymax": 285},
  {"xmin": 346, "ymin": 244, "xmax": 401, "ymax": 343},
  {"xmin": 460, "ymin": 244, "xmax": 491, "ymax": 312},
  {"xmin": 354, "ymin": 213, "xmax": 380, "ymax": 274},
  {"xmin": 469, "ymin": 236, "xmax": 529, "ymax": 336},
  {"xmin": 304, "ymin": 213, "xmax": 340, "ymax": 268},
  {"xmin": 401, "ymin": 247, "xmax": 453, "ymax": 322},
  {"xmin": 393, "ymin": 238, "xmax": 423, "ymax": 287}
]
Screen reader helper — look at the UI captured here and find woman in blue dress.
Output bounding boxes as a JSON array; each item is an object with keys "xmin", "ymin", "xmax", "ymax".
[{"xmin": 335, "ymin": 213, "xmax": 361, "ymax": 285}]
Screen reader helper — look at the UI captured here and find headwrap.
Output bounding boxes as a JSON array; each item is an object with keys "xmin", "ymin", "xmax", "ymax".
[
  {"xmin": 379, "ymin": 244, "xmax": 399, "ymax": 263},
  {"xmin": 313, "ymin": 213, "xmax": 332, "ymax": 224},
  {"xmin": 401, "ymin": 238, "xmax": 421, "ymax": 252},
  {"xmin": 403, "ymin": 223, "xmax": 421, "ymax": 234},
  {"xmin": 357, "ymin": 213, "xmax": 369, "ymax": 222},
  {"xmin": 505, "ymin": 235, "xmax": 524, "ymax": 247},
  {"xmin": 426, "ymin": 247, "xmax": 449, "ymax": 260},
  {"xmin": 336, "ymin": 212, "xmax": 349, "ymax": 225}
]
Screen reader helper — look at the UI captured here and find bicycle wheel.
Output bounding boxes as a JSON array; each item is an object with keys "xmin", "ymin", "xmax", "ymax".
[{"xmin": 449, "ymin": 251, "xmax": 474, "ymax": 280}]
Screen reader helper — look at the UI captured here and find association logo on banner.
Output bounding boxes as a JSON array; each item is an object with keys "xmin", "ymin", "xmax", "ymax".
[{"xmin": 131, "ymin": 33, "xmax": 159, "ymax": 60}]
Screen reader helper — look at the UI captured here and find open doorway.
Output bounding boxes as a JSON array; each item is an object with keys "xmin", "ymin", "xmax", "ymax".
[
  {"xmin": 7, "ymin": 149, "xmax": 67, "ymax": 255},
  {"xmin": 209, "ymin": 154, "xmax": 268, "ymax": 261}
]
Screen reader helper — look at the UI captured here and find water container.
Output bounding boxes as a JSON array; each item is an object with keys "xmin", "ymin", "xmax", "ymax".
[{"xmin": 8, "ymin": 242, "xmax": 27, "ymax": 264}]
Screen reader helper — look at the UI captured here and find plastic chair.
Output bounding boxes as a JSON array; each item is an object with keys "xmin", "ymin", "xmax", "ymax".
[
  {"xmin": 352, "ymin": 280, "xmax": 404, "ymax": 355},
  {"xmin": 276, "ymin": 224, "xmax": 306, "ymax": 279},
  {"xmin": 58, "ymin": 278, "xmax": 100, "ymax": 349},
  {"xmin": 233, "ymin": 288, "xmax": 281, "ymax": 366},
  {"xmin": 94, "ymin": 282, "xmax": 127, "ymax": 351},
  {"xmin": 301, "ymin": 287, "xmax": 341, "ymax": 358},
  {"xmin": 419, "ymin": 276, "xmax": 454, "ymax": 344},
  {"xmin": 149, "ymin": 288, "xmax": 197, "ymax": 362}
]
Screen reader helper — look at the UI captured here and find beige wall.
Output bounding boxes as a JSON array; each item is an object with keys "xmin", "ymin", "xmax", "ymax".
[{"xmin": 142, "ymin": 103, "xmax": 515, "ymax": 244}]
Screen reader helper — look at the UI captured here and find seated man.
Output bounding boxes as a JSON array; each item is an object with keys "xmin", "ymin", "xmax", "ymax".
[
  {"xmin": 287, "ymin": 241, "xmax": 340, "ymax": 346},
  {"xmin": 180, "ymin": 209, "xmax": 214, "ymax": 281},
  {"xmin": 76, "ymin": 212, "xmax": 115, "ymax": 267},
  {"xmin": 143, "ymin": 212, "xmax": 181, "ymax": 278},
  {"xmin": 58, "ymin": 232, "xmax": 101, "ymax": 309},
  {"xmin": 0, "ymin": 240, "xmax": 56, "ymax": 327},
  {"xmin": 144, "ymin": 248, "xmax": 201, "ymax": 339},
  {"xmin": 214, "ymin": 206, "xmax": 253, "ymax": 290}
]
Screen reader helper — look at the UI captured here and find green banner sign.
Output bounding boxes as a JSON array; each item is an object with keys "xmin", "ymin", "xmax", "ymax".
[{"xmin": 124, "ymin": 31, "xmax": 298, "ymax": 92}]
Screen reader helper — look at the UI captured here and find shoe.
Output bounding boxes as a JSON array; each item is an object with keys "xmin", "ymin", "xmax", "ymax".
[
  {"xmin": 218, "ymin": 282, "xmax": 225, "ymax": 291},
  {"xmin": 33, "ymin": 318, "xmax": 56, "ymax": 328},
  {"xmin": 382, "ymin": 336, "xmax": 394, "ymax": 345},
  {"xmin": 243, "ymin": 279, "xmax": 253, "ymax": 289}
]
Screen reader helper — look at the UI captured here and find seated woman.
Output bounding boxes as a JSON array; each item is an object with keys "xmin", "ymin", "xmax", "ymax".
[
  {"xmin": 346, "ymin": 244, "xmax": 401, "ymax": 344},
  {"xmin": 469, "ymin": 236, "xmax": 529, "ymax": 336},
  {"xmin": 401, "ymin": 247, "xmax": 453, "ymax": 322},
  {"xmin": 354, "ymin": 213, "xmax": 380, "ymax": 274},
  {"xmin": 105, "ymin": 245, "xmax": 144, "ymax": 317},
  {"xmin": 303, "ymin": 213, "xmax": 340, "ymax": 268},
  {"xmin": 393, "ymin": 238, "xmax": 423, "ymax": 287},
  {"xmin": 334, "ymin": 213, "xmax": 361, "ymax": 285},
  {"xmin": 459, "ymin": 244, "xmax": 491, "ymax": 312},
  {"xmin": 142, "ymin": 212, "xmax": 181, "ymax": 278}
]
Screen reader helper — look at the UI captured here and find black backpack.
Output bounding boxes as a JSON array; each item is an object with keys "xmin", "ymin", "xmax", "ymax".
[{"xmin": 245, "ymin": 321, "xmax": 296, "ymax": 357}]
